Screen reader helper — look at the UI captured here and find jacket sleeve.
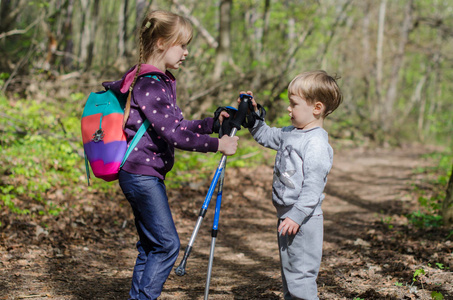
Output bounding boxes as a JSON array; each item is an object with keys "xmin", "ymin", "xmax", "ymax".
[
  {"xmin": 133, "ymin": 78, "xmax": 218, "ymax": 153},
  {"xmin": 179, "ymin": 117, "xmax": 215, "ymax": 135},
  {"xmin": 248, "ymin": 119, "xmax": 283, "ymax": 151}
]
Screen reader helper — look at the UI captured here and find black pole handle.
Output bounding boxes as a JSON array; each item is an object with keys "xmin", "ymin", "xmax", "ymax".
[{"xmin": 230, "ymin": 94, "xmax": 252, "ymax": 130}]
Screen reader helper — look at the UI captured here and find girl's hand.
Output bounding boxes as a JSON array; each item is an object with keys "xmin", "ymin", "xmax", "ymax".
[
  {"xmin": 238, "ymin": 90, "xmax": 258, "ymax": 112},
  {"xmin": 278, "ymin": 218, "xmax": 300, "ymax": 236},
  {"xmin": 218, "ymin": 135, "xmax": 239, "ymax": 156}
]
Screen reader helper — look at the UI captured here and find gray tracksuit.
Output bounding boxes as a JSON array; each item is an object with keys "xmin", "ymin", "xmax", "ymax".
[{"xmin": 249, "ymin": 120, "xmax": 333, "ymax": 300}]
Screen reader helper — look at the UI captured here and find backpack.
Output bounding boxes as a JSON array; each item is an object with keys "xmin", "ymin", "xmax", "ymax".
[{"xmin": 81, "ymin": 88, "xmax": 149, "ymax": 184}]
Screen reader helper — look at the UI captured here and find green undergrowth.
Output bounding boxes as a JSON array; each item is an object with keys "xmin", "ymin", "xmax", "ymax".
[
  {"xmin": 407, "ymin": 151, "xmax": 453, "ymax": 230},
  {"xmin": 0, "ymin": 94, "xmax": 85, "ymax": 219},
  {"xmin": 0, "ymin": 94, "xmax": 269, "ymax": 223}
]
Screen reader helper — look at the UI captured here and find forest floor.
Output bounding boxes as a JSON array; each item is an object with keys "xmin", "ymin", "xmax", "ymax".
[{"xmin": 1, "ymin": 144, "xmax": 452, "ymax": 300}]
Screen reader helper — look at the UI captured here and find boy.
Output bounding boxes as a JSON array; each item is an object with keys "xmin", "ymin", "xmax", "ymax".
[{"xmin": 244, "ymin": 70, "xmax": 342, "ymax": 300}]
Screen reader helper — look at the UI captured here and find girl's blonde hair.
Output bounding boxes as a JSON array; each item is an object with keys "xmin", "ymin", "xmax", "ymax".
[
  {"xmin": 288, "ymin": 70, "xmax": 343, "ymax": 117},
  {"xmin": 123, "ymin": 10, "xmax": 193, "ymax": 127}
]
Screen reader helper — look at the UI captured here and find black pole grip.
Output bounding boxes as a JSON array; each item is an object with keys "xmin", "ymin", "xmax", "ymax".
[{"xmin": 230, "ymin": 94, "xmax": 252, "ymax": 130}]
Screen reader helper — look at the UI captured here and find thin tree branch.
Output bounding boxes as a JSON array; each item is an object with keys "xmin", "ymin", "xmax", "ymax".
[
  {"xmin": 0, "ymin": 18, "xmax": 40, "ymax": 40},
  {"xmin": 171, "ymin": 0, "xmax": 218, "ymax": 48}
]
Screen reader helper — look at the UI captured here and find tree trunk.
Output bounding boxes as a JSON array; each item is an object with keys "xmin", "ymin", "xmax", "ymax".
[
  {"xmin": 135, "ymin": 0, "xmax": 149, "ymax": 23},
  {"xmin": 443, "ymin": 164, "xmax": 453, "ymax": 226},
  {"xmin": 212, "ymin": 0, "xmax": 232, "ymax": 81},
  {"xmin": 62, "ymin": 0, "xmax": 75, "ymax": 70},
  {"xmin": 78, "ymin": 0, "xmax": 89, "ymax": 67},
  {"xmin": 320, "ymin": 0, "xmax": 352, "ymax": 69},
  {"xmin": 0, "ymin": 0, "xmax": 28, "ymax": 33},
  {"xmin": 85, "ymin": 0, "xmax": 100, "ymax": 70},
  {"xmin": 260, "ymin": 0, "xmax": 271, "ymax": 54},
  {"xmin": 375, "ymin": 0, "xmax": 386, "ymax": 122},
  {"xmin": 249, "ymin": 0, "xmax": 271, "ymax": 89},
  {"xmin": 361, "ymin": 1, "xmax": 371, "ymax": 108},
  {"xmin": 0, "ymin": 0, "xmax": 28, "ymax": 72},
  {"xmin": 117, "ymin": 0, "xmax": 128, "ymax": 59},
  {"xmin": 382, "ymin": 0, "xmax": 413, "ymax": 132}
]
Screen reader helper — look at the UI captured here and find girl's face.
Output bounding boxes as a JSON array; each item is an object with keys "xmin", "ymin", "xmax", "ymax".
[
  {"xmin": 163, "ymin": 43, "xmax": 189, "ymax": 70},
  {"xmin": 287, "ymin": 94, "xmax": 317, "ymax": 129}
]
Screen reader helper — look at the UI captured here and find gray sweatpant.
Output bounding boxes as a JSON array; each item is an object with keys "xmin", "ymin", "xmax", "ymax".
[{"xmin": 278, "ymin": 214, "xmax": 323, "ymax": 300}]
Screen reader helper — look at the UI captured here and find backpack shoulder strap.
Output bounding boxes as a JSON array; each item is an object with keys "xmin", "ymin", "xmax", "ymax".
[
  {"xmin": 120, "ymin": 72, "xmax": 161, "ymax": 167},
  {"xmin": 120, "ymin": 119, "xmax": 150, "ymax": 168},
  {"xmin": 84, "ymin": 152, "xmax": 91, "ymax": 186}
]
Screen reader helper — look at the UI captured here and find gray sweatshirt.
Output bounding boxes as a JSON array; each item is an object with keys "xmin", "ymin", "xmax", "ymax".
[{"xmin": 249, "ymin": 120, "xmax": 333, "ymax": 225}]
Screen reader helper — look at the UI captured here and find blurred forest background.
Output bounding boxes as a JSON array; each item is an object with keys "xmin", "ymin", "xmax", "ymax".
[{"xmin": 1, "ymin": 0, "xmax": 452, "ymax": 231}]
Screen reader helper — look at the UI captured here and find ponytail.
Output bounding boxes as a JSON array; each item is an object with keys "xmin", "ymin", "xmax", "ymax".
[
  {"xmin": 122, "ymin": 63, "xmax": 140, "ymax": 129},
  {"xmin": 123, "ymin": 21, "xmax": 150, "ymax": 129}
]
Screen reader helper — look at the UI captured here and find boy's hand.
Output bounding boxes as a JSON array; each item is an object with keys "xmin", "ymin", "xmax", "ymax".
[
  {"xmin": 217, "ymin": 110, "xmax": 230, "ymax": 125},
  {"xmin": 278, "ymin": 218, "xmax": 300, "ymax": 236},
  {"xmin": 238, "ymin": 90, "xmax": 258, "ymax": 112}
]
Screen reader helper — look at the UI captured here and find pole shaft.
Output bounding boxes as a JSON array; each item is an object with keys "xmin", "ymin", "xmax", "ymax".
[{"xmin": 204, "ymin": 236, "xmax": 217, "ymax": 300}]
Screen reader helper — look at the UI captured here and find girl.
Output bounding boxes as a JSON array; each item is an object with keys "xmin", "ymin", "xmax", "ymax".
[{"xmin": 103, "ymin": 10, "xmax": 238, "ymax": 300}]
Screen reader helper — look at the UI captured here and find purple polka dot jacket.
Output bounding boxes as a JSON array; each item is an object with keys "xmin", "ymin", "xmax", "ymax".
[{"xmin": 103, "ymin": 64, "xmax": 219, "ymax": 179}]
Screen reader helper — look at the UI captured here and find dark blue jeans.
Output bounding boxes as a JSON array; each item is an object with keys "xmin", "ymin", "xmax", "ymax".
[{"xmin": 119, "ymin": 170, "xmax": 180, "ymax": 300}]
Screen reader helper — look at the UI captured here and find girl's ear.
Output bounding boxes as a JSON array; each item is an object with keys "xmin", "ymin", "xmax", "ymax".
[
  {"xmin": 156, "ymin": 38, "xmax": 166, "ymax": 51},
  {"xmin": 313, "ymin": 101, "xmax": 325, "ymax": 117}
]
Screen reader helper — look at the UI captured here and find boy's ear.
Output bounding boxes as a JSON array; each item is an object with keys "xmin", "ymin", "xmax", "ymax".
[{"xmin": 313, "ymin": 101, "xmax": 325, "ymax": 117}]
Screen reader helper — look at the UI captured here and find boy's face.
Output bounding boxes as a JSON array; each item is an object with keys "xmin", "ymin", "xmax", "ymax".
[{"xmin": 287, "ymin": 93, "xmax": 318, "ymax": 129}]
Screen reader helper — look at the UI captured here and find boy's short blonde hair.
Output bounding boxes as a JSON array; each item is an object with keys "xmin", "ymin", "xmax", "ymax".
[{"xmin": 288, "ymin": 70, "xmax": 343, "ymax": 117}]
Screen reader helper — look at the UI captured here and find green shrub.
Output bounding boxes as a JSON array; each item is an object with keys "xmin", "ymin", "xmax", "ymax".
[
  {"xmin": 0, "ymin": 95, "xmax": 87, "ymax": 215},
  {"xmin": 407, "ymin": 151, "xmax": 453, "ymax": 228}
]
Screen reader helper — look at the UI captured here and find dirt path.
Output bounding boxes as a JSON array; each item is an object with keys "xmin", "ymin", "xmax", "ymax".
[
  {"xmin": 1, "ymin": 146, "xmax": 452, "ymax": 299},
  {"xmin": 319, "ymin": 147, "xmax": 452, "ymax": 299}
]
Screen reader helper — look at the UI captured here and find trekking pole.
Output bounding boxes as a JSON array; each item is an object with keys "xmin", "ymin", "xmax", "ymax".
[
  {"xmin": 175, "ymin": 94, "xmax": 252, "ymax": 277},
  {"xmin": 204, "ymin": 166, "xmax": 225, "ymax": 300}
]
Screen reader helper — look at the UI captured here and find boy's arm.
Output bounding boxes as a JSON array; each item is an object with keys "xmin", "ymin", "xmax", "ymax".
[
  {"xmin": 236, "ymin": 91, "xmax": 282, "ymax": 150},
  {"xmin": 248, "ymin": 117, "xmax": 283, "ymax": 150},
  {"xmin": 286, "ymin": 138, "xmax": 332, "ymax": 225}
]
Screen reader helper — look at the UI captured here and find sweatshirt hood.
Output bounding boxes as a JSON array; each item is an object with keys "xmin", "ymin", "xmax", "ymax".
[{"xmin": 102, "ymin": 64, "xmax": 175, "ymax": 94}]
